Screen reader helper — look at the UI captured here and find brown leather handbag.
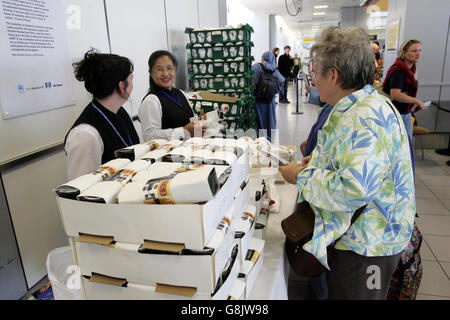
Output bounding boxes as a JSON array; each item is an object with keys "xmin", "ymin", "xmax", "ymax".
[{"xmin": 281, "ymin": 201, "xmax": 366, "ymax": 278}]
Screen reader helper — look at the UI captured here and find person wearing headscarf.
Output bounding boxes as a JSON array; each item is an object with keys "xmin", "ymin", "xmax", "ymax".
[{"xmin": 251, "ymin": 51, "xmax": 285, "ymax": 141}]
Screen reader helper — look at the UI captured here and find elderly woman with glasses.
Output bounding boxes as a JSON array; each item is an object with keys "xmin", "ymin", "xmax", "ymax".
[
  {"xmin": 138, "ymin": 50, "xmax": 205, "ymax": 141},
  {"xmin": 279, "ymin": 27, "xmax": 416, "ymax": 299}
]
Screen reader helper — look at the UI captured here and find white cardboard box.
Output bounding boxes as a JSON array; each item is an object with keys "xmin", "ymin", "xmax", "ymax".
[
  {"xmin": 247, "ymin": 177, "xmax": 265, "ymax": 219},
  {"xmin": 231, "ymin": 219, "xmax": 256, "ymax": 266},
  {"xmin": 70, "ymin": 220, "xmax": 236, "ymax": 295},
  {"xmin": 238, "ymin": 238, "xmax": 265, "ymax": 300},
  {"xmin": 79, "ymin": 244, "xmax": 241, "ymax": 300},
  {"xmin": 168, "ymin": 138, "xmax": 249, "ymax": 194},
  {"xmin": 227, "ymin": 278, "xmax": 246, "ymax": 300},
  {"xmin": 57, "ymin": 165, "xmax": 248, "ymax": 251},
  {"xmin": 232, "ymin": 182, "xmax": 250, "ymax": 222}
]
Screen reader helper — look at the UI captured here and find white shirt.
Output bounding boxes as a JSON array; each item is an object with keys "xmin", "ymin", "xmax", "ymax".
[
  {"xmin": 138, "ymin": 90, "xmax": 194, "ymax": 142},
  {"xmin": 65, "ymin": 124, "xmax": 103, "ymax": 180}
]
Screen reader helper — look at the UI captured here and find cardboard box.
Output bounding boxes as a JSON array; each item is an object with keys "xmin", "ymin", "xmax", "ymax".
[
  {"xmin": 198, "ymin": 91, "xmax": 240, "ymax": 103},
  {"xmin": 232, "ymin": 181, "xmax": 250, "ymax": 222},
  {"xmin": 79, "ymin": 244, "xmax": 241, "ymax": 300},
  {"xmin": 57, "ymin": 162, "xmax": 246, "ymax": 251},
  {"xmin": 231, "ymin": 218, "xmax": 256, "ymax": 266},
  {"xmin": 227, "ymin": 279, "xmax": 246, "ymax": 300},
  {"xmin": 70, "ymin": 220, "xmax": 236, "ymax": 295},
  {"xmin": 253, "ymin": 225, "xmax": 266, "ymax": 240},
  {"xmin": 167, "ymin": 138, "xmax": 249, "ymax": 195},
  {"xmin": 238, "ymin": 238, "xmax": 265, "ymax": 300},
  {"xmin": 247, "ymin": 177, "xmax": 266, "ymax": 216}
]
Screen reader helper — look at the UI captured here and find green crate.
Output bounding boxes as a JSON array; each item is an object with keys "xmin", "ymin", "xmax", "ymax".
[
  {"xmin": 186, "ymin": 41, "xmax": 254, "ymax": 60},
  {"xmin": 190, "ymin": 96, "xmax": 255, "ymax": 118},
  {"xmin": 185, "ymin": 24, "xmax": 254, "ymax": 44},
  {"xmin": 190, "ymin": 72, "xmax": 254, "ymax": 91},
  {"xmin": 208, "ymin": 85, "xmax": 255, "ymax": 99},
  {"xmin": 188, "ymin": 56, "xmax": 254, "ymax": 76}
]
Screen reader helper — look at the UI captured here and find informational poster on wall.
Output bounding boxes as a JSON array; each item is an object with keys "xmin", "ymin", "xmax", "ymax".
[
  {"xmin": 0, "ymin": 0, "xmax": 75, "ymax": 119},
  {"xmin": 387, "ymin": 19, "xmax": 400, "ymax": 51}
]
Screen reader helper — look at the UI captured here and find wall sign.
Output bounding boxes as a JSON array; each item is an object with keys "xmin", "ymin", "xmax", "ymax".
[
  {"xmin": 387, "ymin": 18, "xmax": 400, "ymax": 51},
  {"xmin": 0, "ymin": 0, "xmax": 75, "ymax": 119}
]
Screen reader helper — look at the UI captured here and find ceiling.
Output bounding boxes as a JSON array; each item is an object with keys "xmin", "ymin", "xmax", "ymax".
[{"xmin": 238, "ymin": 0, "xmax": 363, "ymax": 38}]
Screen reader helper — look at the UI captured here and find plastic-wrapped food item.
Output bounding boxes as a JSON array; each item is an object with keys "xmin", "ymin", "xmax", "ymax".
[
  {"xmin": 238, "ymin": 30, "xmax": 244, "ymax": 40},
  {"xmin": 229, "ymin": 47, "xmax": 237, "ymax": 57},
  {"xmin": 54, "ymin": 158, "xmax": 131, "ymax": 199},
  {"xmin": 118, "ymin": 164, "xmax": 218, "ymax": 204},
  {"xmin": 238, "ymin": 238, "xmax": 265, "ymax": 278},
  {"xmin": 264, "ymin": 178, "xmax": 278, "ymax": 213},
  {"xmin": 199, "ymin": 48, "xmax": 206, "ymax": 58},
  {"xmin": 190, "ymin": 33, "xmax": 196, "ymax": 43},
  {"xmin": 222, "ymin": 30, "xmax": 228, "ymax": 41},
  {"xmin": 233, "ymin": 205, "xmax": 256, "ymax": 238},
  {"xmin": 197, "ymin": 32, "xmax": 205, "ymax": 43},
  {"xmin": 77, "ymin": 160, "xmax": 150, "ymax": 203},
  {"xmin": 227, "ymin": 279, "xmax": 245, "ymax": 300},
  {"xmin": 213, "ymin": 244, "xmax": 239, "ymax": 295},
  {"xmin": 205, "ymin": 206, "xmax": 234, "ymax": 251},
  {"xmin": 229, "ymin": 30, "xmax": 237, "ymax": 41},
  {"xmin": 114, "ymin": 139, "xmax": 167, "ymax": 161},
  {"xmin": 139, "ymin": 140, "xmax": 184, "ymax": 164},
  {"xmin": 223, "ymin": 47, "xmax": 229, "ymax": 58},
  {"xmin": 199, "ymin": 63, "xmax": 206, "ymax": 74}
]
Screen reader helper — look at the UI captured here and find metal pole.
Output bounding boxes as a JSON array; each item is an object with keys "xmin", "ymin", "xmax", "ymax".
[{"xmin": 292, "ymin": 71, "xmax": 304, "ymax": 115}]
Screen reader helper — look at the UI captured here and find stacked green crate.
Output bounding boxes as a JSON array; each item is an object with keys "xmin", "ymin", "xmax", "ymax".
[{"xmin": 185, "ymin": 24, "xmax": 257, "ymax": 133}]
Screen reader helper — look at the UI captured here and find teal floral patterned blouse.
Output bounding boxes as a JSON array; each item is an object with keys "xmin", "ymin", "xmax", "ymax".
[{"xmin": 296, "ymin": 85, "xmax": 416, "ymax": 269}]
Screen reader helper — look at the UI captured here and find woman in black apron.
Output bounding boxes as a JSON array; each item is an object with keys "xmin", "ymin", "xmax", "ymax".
[
  {"xmin": 65, "ymin": 49, "xmax": 140, "ymax": 180},
  {"xmin": 138, "ymin": 50, "xmax": 205, "ymax": 142}
]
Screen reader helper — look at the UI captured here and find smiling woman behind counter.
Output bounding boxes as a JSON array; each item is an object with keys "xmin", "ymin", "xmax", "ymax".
[{"xmin": 138, "ymin": 50, "xmax": 205, "ymax": 142}]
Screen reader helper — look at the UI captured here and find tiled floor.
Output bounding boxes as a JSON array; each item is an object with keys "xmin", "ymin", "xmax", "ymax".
[{"xmin": 280, "ymin": 82, "xmax": 450, "ymax": 300}]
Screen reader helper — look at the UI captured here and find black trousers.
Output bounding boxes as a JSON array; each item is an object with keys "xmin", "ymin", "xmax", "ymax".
[{"xmin": 327, "ymin": 249, "xmax": 401, "ymax": 300}]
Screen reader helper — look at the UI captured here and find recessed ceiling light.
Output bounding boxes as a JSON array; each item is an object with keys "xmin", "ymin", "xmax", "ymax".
[
  {"xmin": 313, "ymin": 12, "xmax": 326, "ymax": 15},
  {"xmin": 314, "ymin": 5, "xmax": 328, "ymax": 9}
]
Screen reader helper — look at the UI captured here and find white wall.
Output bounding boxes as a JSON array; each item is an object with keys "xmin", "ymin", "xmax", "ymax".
[{"xmin": 227, "ymin": 0, "xmax": 269, "ymax": 62}]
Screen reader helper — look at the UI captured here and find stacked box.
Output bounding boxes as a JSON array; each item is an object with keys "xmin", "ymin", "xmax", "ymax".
[
  {"xmin": 54, "ymin": 138, "xmax": 252, "ymax": 300},
  {"xmin": 185, "ymin": 24, "xmax": 257, "ymax": 133}
]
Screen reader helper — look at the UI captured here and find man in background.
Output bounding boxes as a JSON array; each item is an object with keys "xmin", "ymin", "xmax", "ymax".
[{"xmin": 277, "ymin": 45, "xmax": 294, "ymax": 104}]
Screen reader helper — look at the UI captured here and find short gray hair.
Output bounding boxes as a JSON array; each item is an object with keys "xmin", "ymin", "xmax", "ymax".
[{"xmin": 310, "ymin": 26, "xmax": 374, "ymax": 90}]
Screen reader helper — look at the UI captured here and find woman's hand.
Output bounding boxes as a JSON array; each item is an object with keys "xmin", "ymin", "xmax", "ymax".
[
  {"xmin": 279, "ymin": 162, "xmax": 305, "ymax": 184},
  {"xmin": 415, "ymin": 98, "xmax": 425, "ymax": 110},
  {"xmin": 302, "ymin": 156, "xmax": 311, "ymax": 167},
  {"xmin": 184, "ymin": 122, "xmax": 207, "ymax": 137},
  {"xmin": 184, "ymin": 122, "xmax": 195, "ymax": 137}
]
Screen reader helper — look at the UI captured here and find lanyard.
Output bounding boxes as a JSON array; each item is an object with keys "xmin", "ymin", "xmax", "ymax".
[
  {"xmin": 91, "ymin": 101, "xmax": 132, "ymax": 147},
  {"xmin": 158, "ymin": 89, "xmax": 183, "ymax": 108}
]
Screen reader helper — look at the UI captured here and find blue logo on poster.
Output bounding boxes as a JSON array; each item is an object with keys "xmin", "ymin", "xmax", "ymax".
[
  {"xmin": 45, "ymin": 82, "xmax": 52, "ymax": 88},
  {"xmin": 18, "ymin": 84, "xmax": 25, "ymax": 93}
]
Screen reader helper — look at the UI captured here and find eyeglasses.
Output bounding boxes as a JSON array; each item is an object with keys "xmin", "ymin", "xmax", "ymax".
[
  {"xmin": 151, "ymin": 66, "xmax": 175, "ymax": 74},
  {"xmin": 403, "ymin": 40, "xmax": 419, "ymax": 51}
]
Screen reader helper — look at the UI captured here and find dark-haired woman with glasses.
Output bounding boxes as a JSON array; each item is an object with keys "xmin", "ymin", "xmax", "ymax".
[
  {"xmin": 138, "ymin": 50, "xmax": 205, "ymax": 142},
  {"xmin": 64, "ymin": 49, "xmax": 140, "ymax": 180}
]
